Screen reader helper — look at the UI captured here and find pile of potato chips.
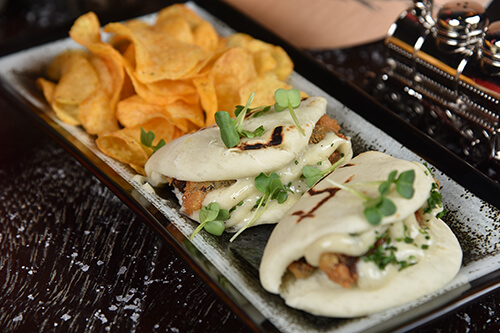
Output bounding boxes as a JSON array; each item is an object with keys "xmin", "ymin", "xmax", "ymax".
[{"xmin": 37, "ymin": 4, "xmax": 297, "ymax": 174}]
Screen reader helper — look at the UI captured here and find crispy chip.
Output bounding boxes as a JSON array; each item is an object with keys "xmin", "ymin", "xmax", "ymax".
[
  {"xmin": 210, "ymin": 47, "xmax": 257, "ymax": 114},
  {"xmin": 38, "ymin": 4, "xmax": 298, "ymax": 171},
  {"xmin": 164, "ymin": 99, "xmax": 205, "ymax": 131},
  {"xmin": 52, "ymin": 52, "xmax": 99, "ymax": 105},
  {"xmin": 193, "ymin": 75, "xmax": 217, "ymax": 125},
  {"xmin": 225, "ymin": 33, "xmax": 293, "ymax": 80},
  {"xmin": 192, "ymin": 21, "xmax": 219, "ymax": 53},
  {"xmin": 49, "ymin": 52, "xmax": 100, "ymax": 125},
  {"xmin": 239, "ymin": 73, "xmax": 293, "ymax": 107},
  {"xmin": 36, "ymin": 78, "xmax": 56, "ymax": 105},
  {"xmin": 52, "ymin": 101, "xmax": 80, "ymax": 125},
  {"xmin": 239, "ymin": 73, "xmax": 309, "ymax": 108},
  {"xmin": 70, "ymin": 12, "xmax": 125, "ymax": 107},
  {"xmin": 156, "ymin": 4, "xmax": 204, "ymax": 26},
  {"xmin": 68, "ymin": 11, "xmax": 101, "ymax": 45},
  {"xmin": 156, "ymin": 5, "xmax": 220, "ymax": 53},
  {"xmin": 116, "ymin": 94, "xmax": 165, "ymax": 127},
  {"xmin": 45, "ymin": 50, "xmax": 89, "ymax": 81},
  {"xmin": 154, "ymin": 15, "xmax": 194, "ymax": 44},
  {"xmin": 117, "ymin": 95, "xmax": 203, "ymax": 133},
  {"xmin": 96, "ymin": 117, "xmax": 181, "ymax": 171},
  {"xmin": 79, "ymin": 89, "xmax": 120, "ymax": 135},
  {"xmin": 124, "ymin": 65, "xmax": 199, "ymax": 105},
  {"xmin": 104, "ymin": 21, "xmax": 207, "ymax": 83}
]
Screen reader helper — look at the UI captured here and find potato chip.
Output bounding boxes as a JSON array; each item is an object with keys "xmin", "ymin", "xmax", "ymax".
[
  {"xmin": 70, "ymin": 11, "xmax": 125, "ymax": 107},
  {"xmin": 96, "ymin": 128, "xmax": 148, "ymax": 167},
  {"xmin": 116, "ymin": 94, "xmax": 165, "ymax": 128},
  {"xmin": 225, "ymin": 33, "xmax": 293, "ymax": 80},
  {"xmin": 51, "ymin": 100, "xmax": 80, "ymax": 125},
  {"xmin": 193, "ymin": 75, "xmax": 217, "ymax": 125},
  {"xmin": 88, "ymin": 56, "xmax": 116, "ymax": 100},
  {"xmin": 123, "ymin": 65, "xmax": 199, "ymax": 105},
  {"xmin": 38, "ymin": 3, "xmax": 299, "ymax": 172},
  {"xmin": 96, "ymin": 117, "xmax": 181, "ymax": 171},
  {"xmin": 192, "ymin": 21, "xmax": 220, "ymax": 53},
  {"xmin": 154, "ymin": 15, "xmax": 194, "ymax": 44},
  {"xmin": 239, "ymin": 73, "xmax": 309, "ymax": 107},
  {"xmin": 164, "ymin": 99, "xmax": 205, "ymax": 131},
  {"xmin": 36, "ymin": 78, "xmax": 56, "ymax": 105},
  {"xmin": 239, "ymin": 73, "xmax": 293, "ymax": 107},
  {"xmin": 45, "ymin": 49, "xmax": 89, "ymax": 81},
  {"xmin": 52, "ymin": 53, "xmax": 99, "ymax": 105},
  {"xmin": 210, "ymin": 47, "xmax": 257, "ymax": 114},
  {"xmin": 156, "ymin": 4, "xmax": 203, "ymax": 25},
  {"xmin": 104, "ymin": 21, "xmax": 207, "ymax": 83},
  {"xmin": 79, "ymin": 89, "xmax": 120, "ymax": 135},
  {"xmin": 156, "ymin": 5, "xmax": 220, "ymax": 52},
  {"xmin": 50, "ymin": 52, "xmax": 100, "ymax": 125},
  {"xmin": 117, "ymin": 95, "xmax": 203, "ymax": 133},
  {"xmin": 147, "ymin": 79, "xmax": 197, "ymax": 99},
  {"xmin": 68, "ymin": 11, "xmax": 101, "ymax": 45}
]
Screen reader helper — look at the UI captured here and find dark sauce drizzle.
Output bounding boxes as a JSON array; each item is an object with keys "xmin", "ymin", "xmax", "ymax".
[
  {"xmin": 292, "ymin": 170, "xmax": 356, "ymax": 223},
  {"xmin": 236, "ymin": 126, "xmax": 283, "ymax": 150},
  {"xmin": 292, "ymin": 187, "xmax": 340, "ymax": 223}
]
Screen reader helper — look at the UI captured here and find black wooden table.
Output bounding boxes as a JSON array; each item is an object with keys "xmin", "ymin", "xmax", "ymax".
[{"xmin": 1, "ymin": 1, "xmax": 500, "ymax": 332}]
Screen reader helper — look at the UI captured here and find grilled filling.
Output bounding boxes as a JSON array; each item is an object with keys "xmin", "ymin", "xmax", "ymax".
[
  {"xmin": 168, "ymin": 115, "xmax": 343, "ymax": 217},
  {"xmin": 286, "ymin": 210, "xmax": 427, "ymax": 288}
]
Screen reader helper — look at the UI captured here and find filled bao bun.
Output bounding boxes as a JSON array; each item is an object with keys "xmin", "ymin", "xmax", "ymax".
[
  {"xmin": 259, "ymin": 151, "xmax": 462, "ymax": 317},
  {"xmin": 145, "ymin": 96, "xmax": 353, "ymax": 232}
]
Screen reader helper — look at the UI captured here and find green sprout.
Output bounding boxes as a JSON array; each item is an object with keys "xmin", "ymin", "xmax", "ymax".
[
  {"xmin": 325, "ymin": 169, "xmax": 415, "ymax": 226},
  {"xmin": 140, "ymin": 128, "xmax": 166, "ymax": 153},
  {"xmin": 273, "ymin": 88, "xmax": 304, "ymax": 136},
  {"xmin": 230, "ymin": 172, "xmax": 290, "ymax": 242},
  {"xmin": 302, "ymin": 156, "xmax": 346, "ymax": 187},
  {"xmin": 214, "ymin": 92, "xmax": 268, "ymax": 148},
  {"xmin": 190, "ymin": 202, "xmax": 229, "ymax": 240}
]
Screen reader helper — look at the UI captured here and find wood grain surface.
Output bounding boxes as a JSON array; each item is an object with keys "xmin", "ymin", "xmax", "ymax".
[{"xmin": 0, "ymin": 93, "xmax": 251, "ymax": 332}]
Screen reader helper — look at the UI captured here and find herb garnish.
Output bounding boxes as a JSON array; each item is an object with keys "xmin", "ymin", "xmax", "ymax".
[
  {"xmin": 214, "ymin": 92, "xmax": 269, "ymax": 148},
  {"xmin": 230, "ymin": 172, "xmax": 290, "ymax": 242},
  {"xmin": 273, "ymin": 88, "xmax": 305, "ymax": 136},
  {"xmin": 423, "ymin": 163, "xmax": 446, "ymax": 218},
  {"xmin": 324, "ymin": 169, "xmax": 416, "ymax": 225},
  {"xmin": 425, "ymin": 182, "xmax": 446, "ymax": 218},
  {"xmin": 363, "ymin": 233, "xmax": 417, "ymax": 271},
  {"xmin": 190, "ymin": 202, "xmax": 229, "ymax": 240},
  {"xmin": 140, "ymin": 128, "xmax": 166, "ymax": 153},
  {"xmin": 302, "ymin": 156, "xmax": 346, "ymax": 187},
  {"xmin": 215, "ymin": 88, "xmax": 304, "ymax": 148}
]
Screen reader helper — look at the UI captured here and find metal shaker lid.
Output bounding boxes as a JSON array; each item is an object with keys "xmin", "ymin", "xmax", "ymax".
[
  {"xmin": 436, "ymin": 1, "xmax": 488, "ymax": 53},
  {"xmin": 480, "ymin": 21, "xmax": 500, "ymax": 75}
]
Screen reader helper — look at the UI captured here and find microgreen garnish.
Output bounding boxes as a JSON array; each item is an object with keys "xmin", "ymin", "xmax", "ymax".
[
  {"xmin": 230, "ymin": 172, "xmax": 290, "ymax": 242},
  {"xmin": 215, "ymin": 92, "xmax": 268, "ymax": 148},
  {"xmin": 425, "ymin": 182, "xmax": 446, "ymax": 218},
  {"xmin": 302, "ymin": 157, "xmax": 346, "ymax": 187},
  {"xmin": 422, "ymin": 164, "xmax": 446, "ymax": 218},
  {"xmin": 140, "ymin": 127, "xmax": 165, "ymax": 153},
  {"xmin": 325, "ymin": 169, "xmax": 416, "ymax": 225},
  {"xmin": 273, "ymin": 88, "xmax": 305, "ymax": 136},
  {"xmin": 190, "ymin": 202, "xmax": 229, "ymax": 240},
  {"xmin": 363, "ymin": 233, "xmax": 418, "ymax": 271}
]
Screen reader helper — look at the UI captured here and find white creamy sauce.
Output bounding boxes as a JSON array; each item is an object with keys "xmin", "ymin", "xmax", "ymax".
[
  {"xmin": 303, "ymin": 211, "xmax": 434, "ymax": 290},
  {"xmin": 200, "ymin": 132, "xmax": 352, "ymax": 231}
]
